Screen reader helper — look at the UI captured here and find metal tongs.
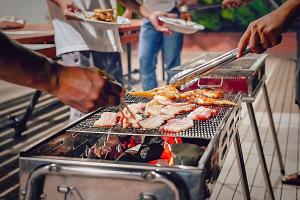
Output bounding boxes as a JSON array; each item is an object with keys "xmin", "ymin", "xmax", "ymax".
[{"xmin": 169, "ymin": 47, "xmax": 251, "ymax": 88}]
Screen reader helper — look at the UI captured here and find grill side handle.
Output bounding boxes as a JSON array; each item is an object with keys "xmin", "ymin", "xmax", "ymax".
[{"xmin": 23, "ymin": 163, "xmax": 184, "ymax": 200}]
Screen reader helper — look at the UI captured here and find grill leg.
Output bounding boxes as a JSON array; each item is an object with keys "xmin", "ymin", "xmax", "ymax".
[
  {"xmin": 234, "ymin": 131, "xmax": 251, "ymax": 200},
  {"xmin": 262, "ymin": 83, "xmax": 285, "ymax": 175},
  {"xmin": 246, "ymin": 103, "xmax": 275, "ymax": 200}
]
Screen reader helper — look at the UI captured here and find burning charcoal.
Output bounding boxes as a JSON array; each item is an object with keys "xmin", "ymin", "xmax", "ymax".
[
  {"xmin": 116, "ymin": 144, "xmax": 141, "ymax": 162},
  {"xmin": 169, "ymin": 143, "xmax": 205, "ymax": 167},
  {"xmin": 136, "ymin": 137, "xmax": 164, "ymax": 162}
]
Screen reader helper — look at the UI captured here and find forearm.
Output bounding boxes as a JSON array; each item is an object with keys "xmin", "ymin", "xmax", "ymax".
[
  {"xmin": 118, "ymin": 0, "xmax": 152, "ymax": 19},
  {"xmin": 279, "ymin": 0, "xmax": 300, "ymax": 22},
  {"xmin": 0, "ymin": 32, "xmax": 61, "ymax": 93}
]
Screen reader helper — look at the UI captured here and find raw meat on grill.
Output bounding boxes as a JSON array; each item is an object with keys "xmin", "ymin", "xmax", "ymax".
[
  {"xmin": 139, "ymin": 114, "xmax": 175, "ymax": 129},
  {"xmin": 119, "ymin": 113, "xmax": 143, "ymax": 129},
  {"xmin": 160, "ymin": 104, "xmax": 196, "ymax": 115},
  {"xmin": 144, "ymin": 99, "xmax": 164, "ymax": 116},
  {"xmin": 123, "ymin": 103, "xmax": 146, "ymax": 115},
  {"xmin": 94, "ymin": 112, "xmax": 119, "ymax": 127},
  {"xmin": 187, "ymin": 107, "xmax": 217, "ymax": 120},
  {"xmin": 154, "ymin": 95, "xmax": 189, "ymax": 106},
  {"xmin": 160, "ymin": 118, "xmax": 194, "ymax": 133}
]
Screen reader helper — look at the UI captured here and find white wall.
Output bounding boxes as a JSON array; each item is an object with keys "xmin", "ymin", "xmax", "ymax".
[{"xmin": 0, "ymin": 0, "xmax": 49, "ymax": 23}]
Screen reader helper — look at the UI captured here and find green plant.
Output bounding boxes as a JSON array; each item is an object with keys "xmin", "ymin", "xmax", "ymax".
[{"xmin": 192, "ymin": 0, "xmax": 276, "ymax": 31}]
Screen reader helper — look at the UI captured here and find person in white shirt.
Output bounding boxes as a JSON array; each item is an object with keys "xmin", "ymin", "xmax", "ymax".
[{"xmin": 48, "ymin": 0, "xmax": 174, "ymax": 122}]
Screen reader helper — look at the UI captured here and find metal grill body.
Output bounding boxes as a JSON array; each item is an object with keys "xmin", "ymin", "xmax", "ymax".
[
  {"xmin": 173, "ymin": 53, "xmax": 267, "ymax": 98},
  {"xmin": 19, "ymin": 93, "xmax": 242, "ymax": 200}
]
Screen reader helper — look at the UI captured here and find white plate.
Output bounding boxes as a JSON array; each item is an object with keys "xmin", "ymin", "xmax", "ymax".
[
  {"xmin": 158, "ymin": 16, "xmax": 205, "ymax": 34},
  {"xmin": 75, "ymin": 11, "xmax": 131, "ymax": 29}
]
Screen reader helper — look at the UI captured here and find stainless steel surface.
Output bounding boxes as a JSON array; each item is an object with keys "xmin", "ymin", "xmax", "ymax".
[
  {"xmin": 19, "ymin": 93, "xmax": 243, "ymax": 200},
  {"xmin": 24, "ymin": 164, "xmax": 180, "ymax": 200},
  {"xmin": 262, "ymin": 83, "xmax": 285, "ymax": 175},
  {"xmin": 169, "ymin": 47, "xmax": 250, "ymax": 87},
  {"xmin": 246, "ymin": 103, "xmax": 275, "ymax": 200},
  {"xmin": 234, "ymin": 132, "xmax": 251, "ymax": 200}
]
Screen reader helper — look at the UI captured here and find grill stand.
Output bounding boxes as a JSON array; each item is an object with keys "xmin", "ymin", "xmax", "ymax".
[
  {"xmin": 242, "ymin": 78, "xmax": 285, "ymax": 200},
  {"xmin": 262, "ymin": 83, "xmax": 285, "ymax": 175},
  {"xmin": 234, "ymin": 131, "xmax": 251, "ymax": 200}
]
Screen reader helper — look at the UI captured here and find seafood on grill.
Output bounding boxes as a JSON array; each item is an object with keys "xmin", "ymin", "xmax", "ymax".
[
  {"xmin": 187, "ymin": 95, "xmax": 236, "ymax": 106},
  {"xmin": 160, "ymin": 118, "xmax": 194, "ymax": 133},
  {"xmin": 128, "ymin": 85, "xmax": 180, "ymax": 99},
  {"xmin": 187, "ymin": 107, "xmax": 217, "ymax": 120},
  {"xmin": 129, "ymin": 85, "xmax": 235, "ymax": 106},
  {"xmin": 180, "ymin": 88, "xmax": 223, "ymax": 99}
]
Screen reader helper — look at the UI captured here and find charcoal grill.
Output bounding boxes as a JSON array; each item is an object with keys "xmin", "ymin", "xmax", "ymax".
[
  {"xmin": 19, "ymin": 93, "xmax": 251, "ymax": 200},
  {"xmin": 173, "ymin": 52, "xmax": 284, "ymax": 200}
]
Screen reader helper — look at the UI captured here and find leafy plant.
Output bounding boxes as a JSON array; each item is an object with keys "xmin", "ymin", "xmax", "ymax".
[{"xmin": 192, "ymin": 0, "xmax": 276, "ymax": 31}]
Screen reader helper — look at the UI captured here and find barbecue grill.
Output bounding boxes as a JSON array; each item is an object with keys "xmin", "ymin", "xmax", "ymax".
[
  {"xmin": 19, "ymin": 93, "xmax": 251, "ymax": 200},
  {"xmin": 173, "ymin": 52, "xmax": 284, "ymax": 200}
]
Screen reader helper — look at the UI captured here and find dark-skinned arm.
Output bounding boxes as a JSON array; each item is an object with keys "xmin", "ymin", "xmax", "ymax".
[{"xmin": 0, "ymin": 32, "xmax": 122, "ymax": 112}]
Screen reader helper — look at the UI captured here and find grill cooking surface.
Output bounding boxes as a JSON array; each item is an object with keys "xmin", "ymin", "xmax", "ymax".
[
  {"xmin": 67, "ymin": 95, "xmax": 239, "ymax": 139},
  {"xmin": 220, "ymin": 59, "xmax": 256, "ymax": 70}
]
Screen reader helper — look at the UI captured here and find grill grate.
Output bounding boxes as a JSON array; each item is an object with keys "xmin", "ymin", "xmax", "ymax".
[{"xmin": 67, "ymin": 94, "xmax": 239, "ymax": 139}]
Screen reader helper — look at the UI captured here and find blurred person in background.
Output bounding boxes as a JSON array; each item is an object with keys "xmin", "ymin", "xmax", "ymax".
[
  {"xmin": 223, "ymin": 0, "xmax": 300, "ymax": 185},
  {"xmin": 48, "ymin": 0, "xmax": 174, "ymax": 122},
  {"xmin": 124, "ymin": 0, "xmax": 197, "ymax": 91},
  {"xmin": 0, "ymin": 31, "xmax": 122, "ymax": 112}
]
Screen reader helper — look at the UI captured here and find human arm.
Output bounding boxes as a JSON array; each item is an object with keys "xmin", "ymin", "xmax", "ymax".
[
  {"xmin": 0, "ymin": 31, "xmax": 122, "ymax": 112},
  {"xmin": 118, "ymin": 0, "xmax": 175, "ymax": 33},
  {"xmin": 222, "ymin": 0, "xmax": 251, "ymax": 8},
  {"xmin": 237, "ymin": 0, "xmax": 300, "ymax": 57},
  {"xmin": 49, "ymin": 0, "xmax": 82, "ymax": 20}
]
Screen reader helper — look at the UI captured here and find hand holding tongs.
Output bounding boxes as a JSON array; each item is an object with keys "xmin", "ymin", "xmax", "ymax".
[{"xmin": 169, "ymin": 47, "xmax": 251, "ymax": 88}]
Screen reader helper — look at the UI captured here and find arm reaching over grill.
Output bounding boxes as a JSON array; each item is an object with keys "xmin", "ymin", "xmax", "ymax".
[
  {"xmin": 0, "ymin": 31, "xmax": 123, "ymax": 112},
  {"xmin": 237, "ymin": 0, "xmax": 300, "ymax": 57}
]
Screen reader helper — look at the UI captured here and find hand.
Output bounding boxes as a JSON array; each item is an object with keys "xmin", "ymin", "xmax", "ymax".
[
  {"xmin": 179, "ymin": 0, "xmax": 198, "ymax": 6},
  {"xmin": 58, "ymin": 0, "xmax": 82, "ymax": 20},
  {"xmin": 148, "ymin": 11, "xmax": 176, "ymax": 34},
  {"xmin": 222, "ymin": 0, "xmax": 250, "ymax": 8},
  {"xmin": 53, "ymin": 67, "xmax": 123, "ymax": 112},
  {"xmin": 237, "ymin": 7, "xmax": 288, "ymax": 57}
]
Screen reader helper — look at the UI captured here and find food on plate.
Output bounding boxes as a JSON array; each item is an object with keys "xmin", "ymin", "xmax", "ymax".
[
  {"xmin": 139, "ymin": 114, "xmax": 175, "ymax": 129},
  {"xmin": 160, "ymin": 104, "xmax": 196, "ymax": 115},
  {"xmin": 180, "ymin": 88, "xmax": 223, "ymax": 99},
  {"xmin": 187, "ymin": 106, "xmax": 217, "ymax": 120},
  {"xmin": 128, "ymin": 85, "xmax": 180, "ymax": 99},
  {"xmin": 88, "ymin": 8, "xmax": 116, "ymax": 22},
  {"xmin": 93, "ymin": 112, "xmax": 119, "ymax": 127},
  {"xmin": 160, "ymin": 118, "xmax": 194, "ymax": 133}
]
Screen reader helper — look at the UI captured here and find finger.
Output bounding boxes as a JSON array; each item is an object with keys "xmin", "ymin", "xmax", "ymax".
[
  {"xmin": 269, "ymin": 33, "xmax": 282, "ymax": 47},
  {"xmin": 164, "ymin": 13, "xmax": 177, "ymax": 19},
  {"xmin": 237, "ymin": 28, "xmax": 251, "ymax": 57},
  {"xmin": 249, "ymin": 30, "xmax": 265, "ymax": 54},
  {"xmin": 259, "ymin": 29, "xmax": 272, "ymax": 49}
]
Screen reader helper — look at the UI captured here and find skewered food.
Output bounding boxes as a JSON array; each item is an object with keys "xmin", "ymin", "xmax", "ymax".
[
  {"xmin": 94, "ymin": 112, "xmax": 119, "ymax": 127},
  {"xmin": 88, "ymin": 8, "xmax": 116, "ymax": 22},
  {"xmin": 187, "ymin": 107, "xmax": 217, "ymax": 120},
  {"xmin": 160, "ymin": 118, "xmax": 194, "ymax": 133}
]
